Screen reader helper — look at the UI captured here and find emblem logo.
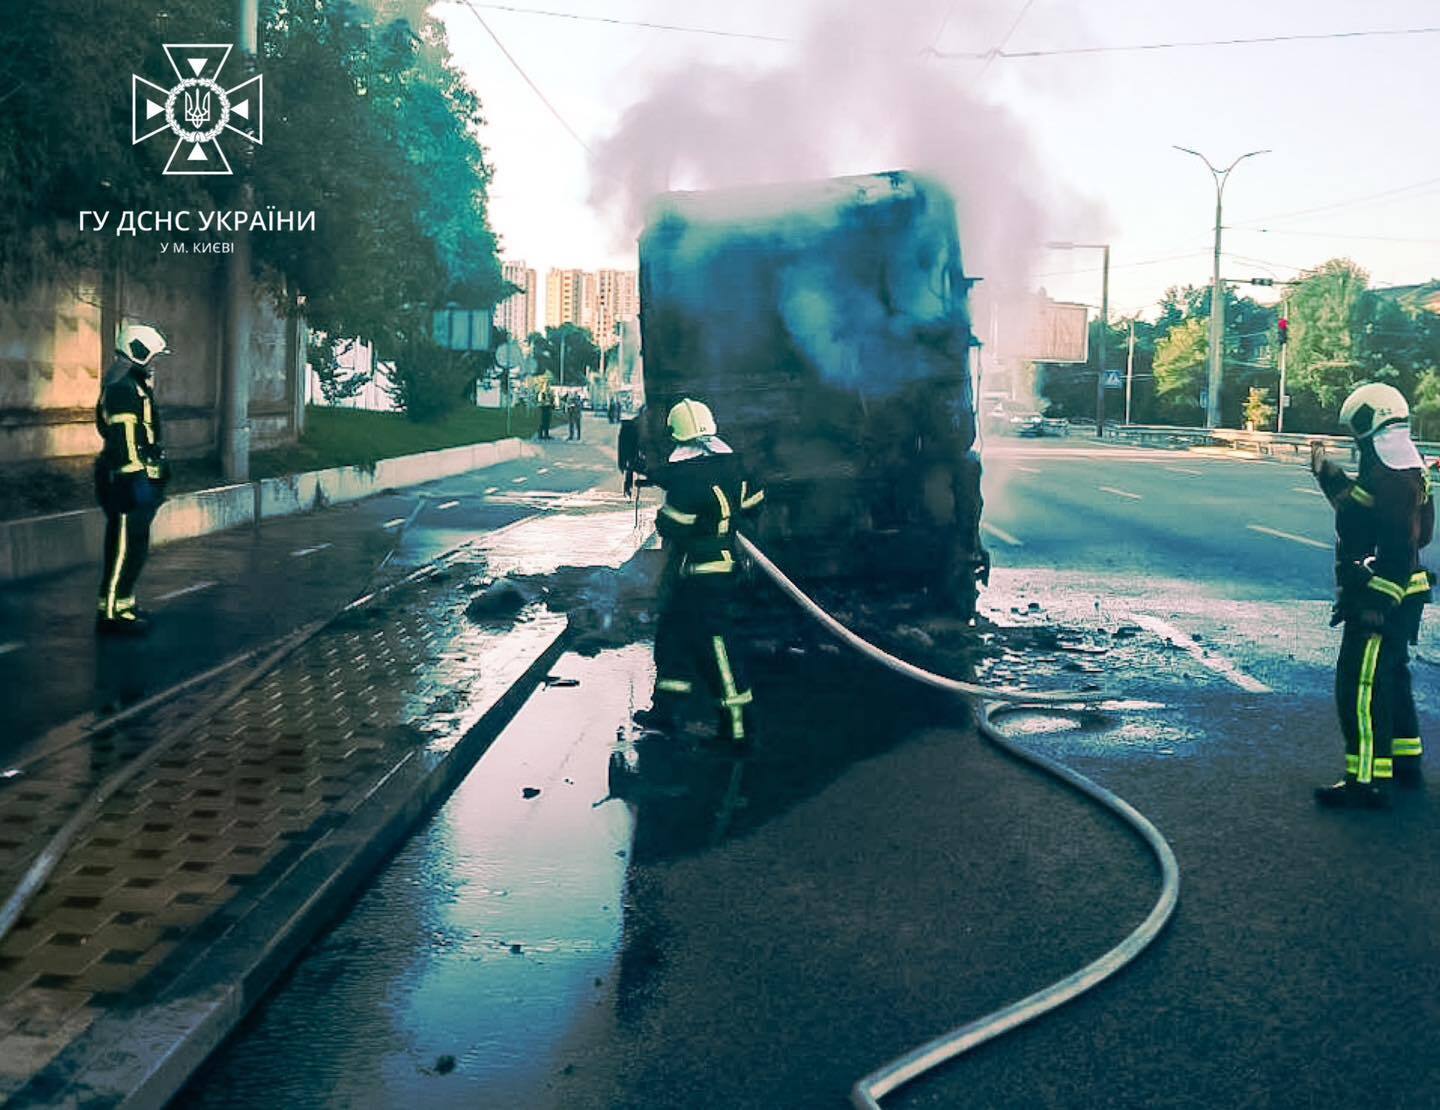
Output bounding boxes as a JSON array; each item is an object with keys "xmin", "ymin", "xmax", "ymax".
[{"xmin": 132, "ymin": 44, "xmax": 263, "ymax": 175}]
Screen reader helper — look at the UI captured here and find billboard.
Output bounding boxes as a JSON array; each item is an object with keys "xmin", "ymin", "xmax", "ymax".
[{"xmin": 999, "ymin": 298, "xmax": 1090, "ymax": 364}]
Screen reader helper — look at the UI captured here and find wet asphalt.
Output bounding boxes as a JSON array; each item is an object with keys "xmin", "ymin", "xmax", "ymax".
[{"xmin": 179, "ymin": 435, "xmax": 1440, "ymax": 1107}]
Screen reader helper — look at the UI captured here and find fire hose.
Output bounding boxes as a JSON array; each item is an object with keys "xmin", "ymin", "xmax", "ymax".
[{"xmin": 735, "ymin": 534, "xmax": 1181, "ymax": 1108}]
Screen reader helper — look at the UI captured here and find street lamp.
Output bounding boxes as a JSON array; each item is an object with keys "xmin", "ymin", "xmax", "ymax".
[
  {"xmin": 1174, "ymin": 146, "xmax": 1269, "ymax": 429},
  {"xmin": 1046, "ymin": 241, "xmax": 1110, "ymax": 436}
]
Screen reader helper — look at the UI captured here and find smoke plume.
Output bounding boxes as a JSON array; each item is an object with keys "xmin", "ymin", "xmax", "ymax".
[{"xmin": 589, "ymin": 0, "xmax": 1085, "ymax": 297}]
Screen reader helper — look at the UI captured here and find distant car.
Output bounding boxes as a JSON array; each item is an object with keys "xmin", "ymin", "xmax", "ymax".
[{"xmin": 1007, "ymin": 410, "xmax": 1046, "ymax": 437}]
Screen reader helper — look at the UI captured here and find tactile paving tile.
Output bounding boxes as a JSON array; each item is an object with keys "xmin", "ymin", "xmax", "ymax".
[{"xmin": 0, "ymin": 552, "xmax": 543, "ymax": 1095}]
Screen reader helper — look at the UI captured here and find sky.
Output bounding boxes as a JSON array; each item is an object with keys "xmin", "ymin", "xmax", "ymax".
[{"xmin": 434, "ymin": 0, "xmax": 1440, "ymax": 322}]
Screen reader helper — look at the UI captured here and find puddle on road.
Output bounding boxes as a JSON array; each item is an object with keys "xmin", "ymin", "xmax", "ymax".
[{"xmin": 182, "ymin": 647, "xmax": 650, "ymax": 1110}]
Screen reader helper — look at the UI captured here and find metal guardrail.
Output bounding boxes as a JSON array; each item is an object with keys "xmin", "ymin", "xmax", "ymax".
[{"xmin": 1103, "ymin": 423, "xmax": 1440, "ymax": 464}]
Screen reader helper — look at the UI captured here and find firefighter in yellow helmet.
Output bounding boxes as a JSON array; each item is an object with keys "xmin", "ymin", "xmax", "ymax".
[
  {"xmin": 634, "ymin": 398, "xmax": 765, "ymax": 744},
  {"xmin": 94, "ymin": 323, "xmax": 172, "ymax": 636},
  {"xmin": 1311, "ymin": 382, "xmax": 1434, "ymax": 807}
]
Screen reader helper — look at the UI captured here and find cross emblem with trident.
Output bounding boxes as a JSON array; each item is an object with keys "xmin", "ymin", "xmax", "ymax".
[{"xmin": 132, "ymin": 44, "xmax": 263, "ymax": 176}]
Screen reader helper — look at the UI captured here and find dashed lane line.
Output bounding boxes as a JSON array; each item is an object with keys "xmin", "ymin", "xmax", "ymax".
[
  {"xmin": 382, "ymin": 517, "xmax": 408, "ymax": 530},
  {"xmin": 1291, "ymin": 486, "xmax": 1324, "ymax": 497},
  {"xmin": 290, "ymin": 543, "xmax": 333, "ymax": 558},
  {"xmin": 0, "ymin": 642, "xmax": 22, "ymax": 657},
  {"xmin": 1099, "ymin": 486, "xmax": 1143, "ymax": 500},
  {"xmin": 436, "ymin": 500, "xmax": 461, "ymax": 510},
  {"xmin": 1013, "ymin": 465, "xmax": 1041, "ymax": 475},
  {"xmin": 157, "ymin": 581, "xmax": 218, "ymax": 603},
  {"xmin": 485, "ymin": 486, "xmax": 500, "ymax": 494},
  {"xmin": 1165, "ymin": 466, "xmax": 1202, "ymax": 476},
  {"xmin": 511, "ymin": 476, "xmax": 528, "ymax": 484},
  {"xmin": 1126, "ymin": 613, "xmax": 1271, "ymax": 694},
  {"xmin": 981, "ymin": 521, "xmax": 1023, "ymax": 547},
  {"xmin": 1247, "ymin": 523, "xmax": 1330, "ymax": 550},
  {"xmin": 537, "ymin": 467, "xmax": 550, "ymax": 474}
]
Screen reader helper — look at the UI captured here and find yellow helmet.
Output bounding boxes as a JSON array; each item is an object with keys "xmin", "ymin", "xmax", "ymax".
[
  {"xmin": 1339, "ymin": 382, "xmax": 1408, "ymax": 440},
  {"xmin": 667, "ymin": 398, "xmax": 717, "ymax": 442}
]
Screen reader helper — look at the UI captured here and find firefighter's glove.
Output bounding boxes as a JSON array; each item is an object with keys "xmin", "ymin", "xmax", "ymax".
[{"xmin": 975, "ymin": 545, "xmax": 992, "ymax": 587}]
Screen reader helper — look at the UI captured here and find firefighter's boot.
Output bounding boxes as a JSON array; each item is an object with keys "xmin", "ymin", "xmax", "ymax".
[
  {"xmin": 1314, "ymin": 778, "xmax": 1390, "ymax": 810},
  {"xmin": 96, "ymin": 610, "xmax": 151, "ymax": 638},
  {"xmin": 1393, "ymin": 757, "xmax": 1424, "ymax": 789}
]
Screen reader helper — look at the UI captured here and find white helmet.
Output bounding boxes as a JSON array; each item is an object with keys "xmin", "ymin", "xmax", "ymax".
[
  {"xmin": 115, "ymin": 323, "xmax": 169, "ymax": 368},
  {"xmin": 667, "ymin": 398, "xmax": 718, "ymax": 442},
  {"xmin": 1339, "ymin": 382, "xmax": 1408, "ymax": 441}
]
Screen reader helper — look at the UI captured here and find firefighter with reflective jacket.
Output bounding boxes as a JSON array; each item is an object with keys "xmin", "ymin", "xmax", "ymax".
[
  {"xmin": 95, "ymin": 323, "xmax": 171, "ymax": 636},
  {"xmin": 635, "ymin": 399, "xmax": 765, "ymax": 744},
  {"xmin": 1311, "ymin": 382, "xmax": 1434, "ymax": 808}
]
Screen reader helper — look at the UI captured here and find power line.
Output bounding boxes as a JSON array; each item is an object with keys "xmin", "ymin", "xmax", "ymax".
[
  {"xmin": 459, "ymin": 1, "xmax": 595, "ymax": 157},
  {"xmin": 937, "ymin": 24, "xmax": 1440, "ymax": 60},
  {"xmin": 979, "ymin": 0, "xmax": 1040, "ymax": 75},
  {"xmin": 465, "ymin": 3, "xmax": 792, "ymax": 44},
  {"xmin": 461, "ymin": 5, "xmax": 1440, "ymax": 62},
  {"xmin": 1232, "ymin": 227, "xmax": 1440, "ymax": 246},
  {"xmin": 1035, "ymin": 248, "xmax": 1211, "ymax": 278},
  {"xmin": 1232, "ymin": 176, "xmax": 1440, "ymax": 226}
]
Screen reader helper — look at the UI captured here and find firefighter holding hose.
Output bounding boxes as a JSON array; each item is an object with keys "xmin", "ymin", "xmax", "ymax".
[
  {"xmin": 94, "ymin": 323, "xmax": 171, "ymax": 636},
  {"xmin": 634, "ymin": 398, "xmax": 765, "ymax": 745},
  {"xmin": 1311, "ymin": 382, "xmax": 1433, "ymax": 808}
]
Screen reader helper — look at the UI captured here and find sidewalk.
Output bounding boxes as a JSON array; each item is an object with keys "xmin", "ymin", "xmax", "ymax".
[{"xmin": 0, "ymin": 443, "xmax": 644, "ymax": 1106}]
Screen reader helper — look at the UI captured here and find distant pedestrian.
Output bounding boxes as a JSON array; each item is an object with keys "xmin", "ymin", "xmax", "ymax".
[
  {"xmin": 1312, "ymin": 382, "xmax": 1433, "ymax": 809},
  {"xmin": 567, "ymin": 395, "xmax": 582, "ymax": 441},
  {"xmin": 609, "ymin": 396, "xmax": 621, "ymax": 424},
  {"xmin": 537, "ymin": 383, "xmax": 554, "ymax": 440},
  {"xmin": 95, "ymin": 323, "xmax": 171, "ymax": 636}
]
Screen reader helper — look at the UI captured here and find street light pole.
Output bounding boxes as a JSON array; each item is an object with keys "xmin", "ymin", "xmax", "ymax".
[
  {"xmin": 1277, "ymin": 295, "xmax": 1289, "ymax": 433},
  {"xmin": 1174, "ymin": 146, "xmax": 1269, "ymax": 429}
]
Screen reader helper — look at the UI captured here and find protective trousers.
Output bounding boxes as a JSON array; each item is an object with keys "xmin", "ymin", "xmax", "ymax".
[
  {"xmin": 1335, "ymin": 598, "xmax": 1424, "ymax": 783},
  {"xmin": 98, "ymin": 502, "xmax": 156, "ymax": 619},
  {"xmin": 651, "ymin": 578, "xmax": 755, "ymax": 743}
]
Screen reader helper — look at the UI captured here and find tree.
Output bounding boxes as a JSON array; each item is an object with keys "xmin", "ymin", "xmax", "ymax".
[
  {"xmin": 1285, "ymin": 259, "xmax": 1371, "ymax": 413},
  {"xmin": 1243, "ymin": 387, "xmax": 1276, "ymax": 432},
  {"xmin": 530, "ymin": 324, "xmax": 600, "ymax": 385},
  {"xmin": 1413, "ymin": 369, "xmax": 1440, "ymax": 441},
  {"xmin": 1152, "ymin": 316, "xmax": 1209, "ymax": 421}
]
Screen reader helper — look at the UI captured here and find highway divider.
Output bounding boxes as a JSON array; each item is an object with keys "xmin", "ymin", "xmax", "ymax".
[{"xmin": 0, "ymin": 438, "xmax": 540, "ymax": 581}]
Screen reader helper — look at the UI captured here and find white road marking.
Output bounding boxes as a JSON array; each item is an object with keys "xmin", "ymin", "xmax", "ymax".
[
  {"xmin": 0, "ymin": 641, "xmax": 22, "ymax": 657},
  {"xmin": 436, "ymin": 500, "xmax": 461, "ymax": 510},
  {"xmin": 157, "ymin": 581, "xmax": 217, "ymax": 603},
  {"xmin": 290, "ymin": 542, "xmax": 333, "ymax": 558},
  {"xmin": 1126, "ymin": 613, "xmax": 1271, "ymax": 694},
  {"xmin": 1247, "ymin": 523, "xmax": 1330, "ymax": 550},
  {"xmin": 1099, "ymin": 486, "xmax": 1142, "ymax": 501},
  {"xmin": 1291, "ymin": 486, "xmax": 1324, "ymax": 497},
  {"xmin": 511, "ymin": 476, "xmax": 528, "ymax": 484},
  {"xmin": 382, "ymin": 517, "xmax": 407, "ymax": 529},
  {"xmin": 485, "ymin": 486, "xmax": 500, "ymax": 494},
  {"xmin": 1013, "ymin": 465, "xmax": 1041, "ymax": 475},
  {"xmin": 537, "ymin": 467, "xmax": 550, "ymax": 474},
  {"xmin": 981, "ymin": 521, "xmax": 1023, "ymax": 547},
  {"xmin": 1165, "ymin": 466, "xmax": 1202, "ymax": 476}
]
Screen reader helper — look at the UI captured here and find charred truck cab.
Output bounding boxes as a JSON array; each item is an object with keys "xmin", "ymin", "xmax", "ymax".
[{"xmin": 621, "ymin": 171, "xmax": 989, "ymax": 618}]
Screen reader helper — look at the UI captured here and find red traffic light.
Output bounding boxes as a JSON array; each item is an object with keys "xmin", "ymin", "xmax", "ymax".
[{"xmin": 1278, "ymin": 317, "xmax": 1289, "ymax": 345}]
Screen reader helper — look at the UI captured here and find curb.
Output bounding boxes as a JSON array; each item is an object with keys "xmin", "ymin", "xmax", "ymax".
[
  {"xmin": 0, "ymin": 438, "xmax": 542, "ymax": 582},
  {"xmin": 11, "ymin": 615, "xmax": 571, "ymax": 1109}
]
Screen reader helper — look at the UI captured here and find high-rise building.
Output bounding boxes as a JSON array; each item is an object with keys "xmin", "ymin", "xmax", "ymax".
[
  {"xmin": 595, "ymin": 269, "xmax": 639, "ymax": 349},
  {"xmin": 545, "ymin": 269, "xmax": 588, "ymax": 330},
  {"xmin": 493, "ymin": 260, "xmax": 536, "ymax": 343}
]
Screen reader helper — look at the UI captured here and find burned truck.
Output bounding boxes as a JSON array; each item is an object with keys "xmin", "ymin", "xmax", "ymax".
[{"xmin": 624, "ymin": 171, "xmax": 989, "ymax": 617}]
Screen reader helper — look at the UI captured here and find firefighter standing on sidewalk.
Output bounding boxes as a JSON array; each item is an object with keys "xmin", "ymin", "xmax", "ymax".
[
  {"xmin": 1311, "ymin": 382, "xmax": 1433, "ymax": 808},
  {"xmin": 635, "ymin": 398, "xmax": 765, "ymax": 745},
  {"xmin": 94, "ymin": 323, "xmax": 171, "ymax": 636}
]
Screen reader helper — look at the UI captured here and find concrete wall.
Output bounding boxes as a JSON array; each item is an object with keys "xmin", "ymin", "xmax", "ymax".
[
  {"xmin": 0, "ymin": 259, "xmax": 302, "ymax": 464},
  {"xmin": 0, "ymin": 438, "xmax": 539, "ymax": 581}
]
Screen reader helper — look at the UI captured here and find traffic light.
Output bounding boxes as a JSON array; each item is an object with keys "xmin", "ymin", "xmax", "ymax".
[
  {"xmin": 1251, "ymin": 277, "xmax": 1275, "ymax": 286},
  {"xmin": 1277, "ymin": 317, "xmax": 1289, "ymax": 346}
]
